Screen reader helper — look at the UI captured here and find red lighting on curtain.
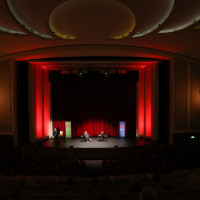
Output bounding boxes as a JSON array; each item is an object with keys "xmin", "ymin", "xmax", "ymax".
[
  {"xmin": 145, "ymin": 65, "xmax": 152, "ymax": 137},
  {"xmin": 53, "ymin": 120, "xmax": 65, "ymax": 135},
  {"xmin": 35, "ymin": 64, "xmax": 43, "ymax": 138},
  {"xmin": 138, "ymin": 68, "xmax": 145, "ymax": 136},
  {"xmin": 29, "ymin": 61, "xmax": 156, "ymax": 140},
  {"xmin": 53, "ymin": 119, "xmax": 118, "ymax": 137},
  {"xmin": 138, "ymin": 63, "xmax": 154, "ymax": 137},
  {"xmin": 29, "ymin": 62, "xmax": 51, "ymax": 139},
  {"xmin": 52, "ymin": 74, "xmax": 136, "ymax": 137},
  {"xmin": 43, "ymin": 69, "xmax": 51, "ymax": 137}
]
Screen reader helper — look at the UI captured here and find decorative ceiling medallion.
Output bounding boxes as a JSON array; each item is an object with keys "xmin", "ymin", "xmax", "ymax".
[{"xmin": 49, "ymin": 0, "xmax": 135, "ymax": 40}]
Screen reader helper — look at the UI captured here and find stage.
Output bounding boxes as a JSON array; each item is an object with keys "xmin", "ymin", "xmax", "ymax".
[
  {"xmin": 37, "ymin": 137, "xmax": 142, "ymax": 148},
  {"xmin": 21, "ymin": 137, "xmax": 156, "ymax": 160}
]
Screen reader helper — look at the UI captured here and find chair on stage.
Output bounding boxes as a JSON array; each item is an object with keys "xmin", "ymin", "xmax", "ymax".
[
  {"xmin": 80, "ymin": 132, "xmax": 92, "ymax": 142},
  {"xmin": 80, "ymin": 135, "xmax": 85, "ymax": 142},
  {"xmin": 97, "ymin": 133, "xmax": 108, "ymax": 141}
]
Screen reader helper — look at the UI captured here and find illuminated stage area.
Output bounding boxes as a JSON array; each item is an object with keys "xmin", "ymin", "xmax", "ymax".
[
  {"xmin": 26, "ymin": 137, "xmax": 153, "ymax": 160},
  {"xmin": 24, "ymin": 60, "xmax": 160, "ymax": 146},
  {"xmin": 35, "ymin": 137, "xmax": 150, "ymax": 148}
]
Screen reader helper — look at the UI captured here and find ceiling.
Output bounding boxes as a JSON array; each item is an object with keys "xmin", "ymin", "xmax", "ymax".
[{"xmin": 1, "ymin": 0, "xmax": 200, "ymax": 61}]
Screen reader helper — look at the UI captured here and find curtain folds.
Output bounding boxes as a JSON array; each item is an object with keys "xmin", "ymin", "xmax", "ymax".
[{"xmin": 52, "ymin": 75, "xmax": 136, "ymax": 137}]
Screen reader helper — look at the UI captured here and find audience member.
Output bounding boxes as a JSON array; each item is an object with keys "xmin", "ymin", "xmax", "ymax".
[{"xmin": 139, "ymin": 187, "xmax": 157, "ymax": 200}]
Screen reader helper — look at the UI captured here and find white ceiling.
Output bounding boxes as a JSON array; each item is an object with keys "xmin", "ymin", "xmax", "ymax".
[{"xmin": 1, "ymin": 0, "xmax": 200, "ymax": 60}]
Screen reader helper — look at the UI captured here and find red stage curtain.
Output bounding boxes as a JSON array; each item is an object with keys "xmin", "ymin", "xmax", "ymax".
[
  {"xmin": 29, "ymin": 62, "xmax": 51, "ymax": 139},
  {"xmin": 138, "ymin": 68, "xmax": 145, "ymax": 136},
  {"xmin": 144, "ymin": 66, "xmax": 152, "ymax": 137},
  {"xmin": 52, "ymin": 75, "xmax": 136, "ymax": 137},
  {"xmin": 137, "ymin": 64, "xmax": 154, "ymax": 138}
]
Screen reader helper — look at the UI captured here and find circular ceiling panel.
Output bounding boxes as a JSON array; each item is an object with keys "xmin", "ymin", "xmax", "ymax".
[{"xmin": 49, "ymin": 0, "xmax": 135, "ymax": 40}]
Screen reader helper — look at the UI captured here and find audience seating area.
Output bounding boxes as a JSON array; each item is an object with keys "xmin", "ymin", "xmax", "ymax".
[{"xmin": 0, "ymin": 144, "xmax": 200, "ymax": 199}]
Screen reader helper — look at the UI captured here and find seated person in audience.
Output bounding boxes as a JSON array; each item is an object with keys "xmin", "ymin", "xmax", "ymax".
[
  {"xmin": 98, "ymin": 131, "xmax": 105, "ymax": 141},
  {"xmin": 139, "ymin": 187, "xmax": 157, "ymax": 200},
  {"xmin": 84, "ymin": 131, "xmax": 92, "ymax": 141}
]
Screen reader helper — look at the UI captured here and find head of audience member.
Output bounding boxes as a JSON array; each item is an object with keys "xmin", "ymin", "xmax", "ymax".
[
  {"xmin": 67, "ymin": 177, "xmax": 75, "ymax": 186},
  {"xmin": 139, "ymin": 187, "xmax": 157, "ymax": 200},
  {"xmin": 129, "ymin": 179, "xmax": 141, "ymax": 192},
  {"xmin": 91, "ymin": 177, "xmax": 98, "ymax": 186},
  {"xmin": 99, "ymin": 193, "xmax": 111, "ymax": 200},
  {"xmin": 153, "ymin": 173, "xmax": 161, "ymax": 182}
]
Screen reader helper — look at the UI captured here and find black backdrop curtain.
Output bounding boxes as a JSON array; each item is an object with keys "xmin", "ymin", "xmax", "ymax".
[{"xmin": 52, "ymin": 73, "xmax": 136, "ymax": 137}]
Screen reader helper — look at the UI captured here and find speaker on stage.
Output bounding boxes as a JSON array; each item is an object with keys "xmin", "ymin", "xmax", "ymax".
[
  {"xmin": 70, "ymin": 145, "xmax": 73, "ymax": 148},
  {"xmin": 114, "ymin": 145, "xmax": 118, "ymax": 148}
]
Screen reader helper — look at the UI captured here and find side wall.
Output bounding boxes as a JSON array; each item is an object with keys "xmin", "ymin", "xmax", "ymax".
[
  {"xmin": 0, "ymin": 59, "xmax": 15, "ymax": 149},
  {"xmin": 170, "ymin": 58, "xmax": 200, "ymax": 144}
]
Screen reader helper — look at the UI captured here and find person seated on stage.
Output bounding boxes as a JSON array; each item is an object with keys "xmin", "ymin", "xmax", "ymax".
[
  {"xmin": 98, "ymin": 131, "xmax": 105, "ymax": 141},
  {"xmin": 84, "ymin": 131, "xmax": 92, "ymax": 142}
]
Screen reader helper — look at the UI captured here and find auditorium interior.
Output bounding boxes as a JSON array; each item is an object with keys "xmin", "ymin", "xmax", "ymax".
[{"xmin": 1, "ymin": 0, "xmax": 200, "ymax": 199}]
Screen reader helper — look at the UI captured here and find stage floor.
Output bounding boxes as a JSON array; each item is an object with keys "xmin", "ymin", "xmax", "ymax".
[
  {"xmin": 35, "ymin": 137, "xmax": 151, "ymax": 148},
  {"xmin": 24, "ymin": 137, "xmax": 154, "ymax": 160}
]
